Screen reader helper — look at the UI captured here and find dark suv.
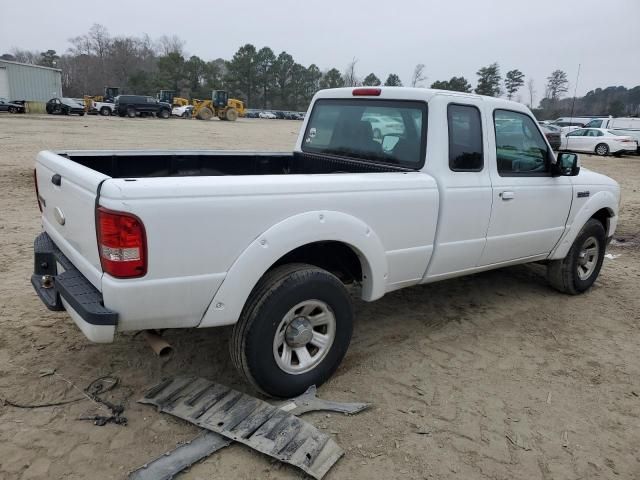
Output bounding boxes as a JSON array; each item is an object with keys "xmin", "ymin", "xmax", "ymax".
[{"xmin": 115, "ymin": 95, "xmax": 172, "ymax": 119}]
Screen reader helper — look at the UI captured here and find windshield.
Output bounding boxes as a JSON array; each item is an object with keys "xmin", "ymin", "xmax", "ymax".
[
  {"xmin": 302, "ymin": 99, "xmax": 427, "ymax": 168},
  {"xmin": 585, "ymin": 119, "xmax": 603, "ymax": 128}
]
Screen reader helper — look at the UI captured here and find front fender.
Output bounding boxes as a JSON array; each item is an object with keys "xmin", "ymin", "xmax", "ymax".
[
  {"xmin": 549, "ymin": 190, "xmax": 617, "ymax": 260},
  {"xmin": 198, "ymin": 210, "xmax": 388, "ymax": 328}
]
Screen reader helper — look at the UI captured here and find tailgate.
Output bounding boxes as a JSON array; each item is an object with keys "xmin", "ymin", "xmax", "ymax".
[{"xmin": 36, "ymin": 150, "xmax": 110, "ymax": 289}]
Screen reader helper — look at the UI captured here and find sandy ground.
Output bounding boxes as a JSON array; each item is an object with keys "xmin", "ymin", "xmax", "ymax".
[{"xmin": 0, "ymin": 113, "xmax": 638, "ymax": 480}]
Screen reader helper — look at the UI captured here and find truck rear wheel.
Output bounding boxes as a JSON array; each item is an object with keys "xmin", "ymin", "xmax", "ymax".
[
  {"xmin": 230, "ymin": 263, "xmax": 353, "ymax": 398},
  {"xmin": 547, "ymin": 218, "xmax": 606, "ymax": 295},
  {"xmin": 100, "ymin": 107, "xmax": 110, "ymax": 116},
  {"xmin": 126, "ymin": 107, "xmax": 136, "ymax": 118}
]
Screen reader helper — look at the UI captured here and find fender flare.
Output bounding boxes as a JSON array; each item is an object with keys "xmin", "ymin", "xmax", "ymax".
[
  {"xmin": 549, "ymin": 190, "xmax": 617, "ymax": 260},
  {"xmin": 198, "ymin": 210, "xmax": 388, "ymax": 328}
]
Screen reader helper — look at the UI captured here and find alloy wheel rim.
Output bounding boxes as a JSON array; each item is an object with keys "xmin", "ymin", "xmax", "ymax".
[
  {"xmin": 577, "ymin": 236, "xmax": 599, "ymax": 280},
  {"xmin": 273, "ymin": 299, "xmax": 336, "ymax": 375}
]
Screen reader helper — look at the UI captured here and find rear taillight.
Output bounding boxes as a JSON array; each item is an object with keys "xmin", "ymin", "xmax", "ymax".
[
  {"xmin": 34, "ymin": 169, "xmax": 42, "ymax": 212},
  {"xmin": 97, "ymin": 207, "xmax": 147, "ymax": 278}
]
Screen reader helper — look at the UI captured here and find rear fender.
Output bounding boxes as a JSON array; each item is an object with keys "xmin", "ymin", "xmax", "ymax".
[
  {"xmin": 549, "ymin": 190, "xmax": 617, "ymax": 260},
  {"xmin": 198, "ymin": 210, "xmax": 387, "ymax": 328}
]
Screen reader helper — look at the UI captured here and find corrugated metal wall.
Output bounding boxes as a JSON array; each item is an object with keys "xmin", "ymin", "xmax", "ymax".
[{"xmin": 0, "ymin": 60, "xmax": 62, "ymax": 103}]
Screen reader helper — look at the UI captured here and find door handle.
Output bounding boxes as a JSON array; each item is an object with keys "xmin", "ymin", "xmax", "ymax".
[{"xmin": 499, "ymin": 191, "xmax": 515, "ymax": 200}]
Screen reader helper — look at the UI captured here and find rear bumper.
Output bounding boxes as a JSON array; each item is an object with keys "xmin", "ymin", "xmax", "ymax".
[{"xmin": 31, "ymin": 232, "xmax": 117, "ymax": 343}]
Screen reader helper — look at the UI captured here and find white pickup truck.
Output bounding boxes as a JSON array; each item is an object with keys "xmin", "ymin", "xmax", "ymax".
[
  {"xmin": 32, "ymin": 87, "xmax": 620, "ymax": 397},
  {"xmin": 90, "ymin": 100, "xmax": 115, "ymax": 116}
]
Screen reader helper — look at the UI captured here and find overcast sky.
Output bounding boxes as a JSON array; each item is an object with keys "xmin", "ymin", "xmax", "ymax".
[{"xmin": 1, "ymin": 0, "xmax": 639, "ymax": 99}]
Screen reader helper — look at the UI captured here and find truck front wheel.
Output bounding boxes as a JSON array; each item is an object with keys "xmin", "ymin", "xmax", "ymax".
[
  {"xmin": 547, "ymin": 218, "xmax": 606, "ymax": 294},
  {"xmin": 230, "ymin": 263, "xmax": 353, "ymax": 398}
]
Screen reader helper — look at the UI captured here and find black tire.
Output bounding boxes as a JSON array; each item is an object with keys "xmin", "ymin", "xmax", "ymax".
[
  {"xmin": 225, "ymin": 108, "xmax": 238, "ymax": 121},
  {"xmin": 547, "ymin": 218, "xmax": 606, "ymax": 295},
  {"xmin": 8, "ymin": 106, "xmax": 16, "ymax": 114},
  {"xmin": 231, "ymin": 263, "xmax": 353, "ymax": 398},
  {"xmin": 79, "ymin": 112, "xmax": 85, "ymax": 116},
  {"xmin": 181, "ymin": 112, "xmax": 188, "ymax": 118},
  {"xmin": 595, "ymin": 143, "xmax": 609, "ymax": 156},
  {"xmin": 196, "ymin": 107, "xmax": 213, "ymax": 120},
  {"xmin": 100, "ymin": 107, "xmax": 110, "ymax": 116},
  {"xmin": 159, "ymin": 108, "xmax": 170, "ymax": 119},
  {"xmin": 126, "ymin": 107, "xmax": 136, "ymax": 118}
]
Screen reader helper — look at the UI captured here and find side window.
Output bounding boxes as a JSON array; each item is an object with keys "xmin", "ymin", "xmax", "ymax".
[
  {"xmin": 567, "ymin": 129, "xmax": 584, "ymax": 137},
  {"xmin": 447, "ymin": 104, "xmax": 483, "ymax": 171},
  {"xmin": 494, "ymin": 109, "xmax": 550, "ymax": 176}
]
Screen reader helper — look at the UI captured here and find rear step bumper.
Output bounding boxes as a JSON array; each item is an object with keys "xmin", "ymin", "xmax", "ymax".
[{"xmin": 31, "ymin": 232, "xmax": 118, "ymax": 343}]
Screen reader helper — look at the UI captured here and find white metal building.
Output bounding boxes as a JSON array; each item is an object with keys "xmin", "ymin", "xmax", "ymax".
[{"xmin": 0, "ymin": 60, "xmax": 62, "ymax": 111}]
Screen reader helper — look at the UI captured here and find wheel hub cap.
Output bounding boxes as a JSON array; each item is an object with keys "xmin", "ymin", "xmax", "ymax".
[
  {"xmin": 273, "ymin": 300, "xmax": 337, "ymax": 375},
  {"xmin": 285, "ymin": 317, "xmax": 313, "ymax": 348},
  {"xmin": 577, "ymin": 236, "xmax": 599, "ymax": 280}
]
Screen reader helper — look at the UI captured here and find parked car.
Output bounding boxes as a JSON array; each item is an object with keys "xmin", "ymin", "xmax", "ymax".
[
  {"xmin": 259, "ymin": 111, "xmax": 277, "ymax": 119},
  {"xmin": 560, "ymin": 128, "xmax": 638, "ymax": 156},
  {"xmin": 362, "ymin": 113, "xmax": 404, "ymax": 140},
  {"xmin": 540, "ymin": 124, "xmax": 561, "ymax": 150},
  {"xmin": 552, "ymin": 117, "xmax": 605, "ymax": 127},
  {"xmin": 584, "ymin": 117, "xmax": 640, "ymax": 153},
  {"xmin": 114, "ymin": 95, "xmax": 172, "ymax": 118},
  {"xmin": 172, "ymin": 105, "xmax": 193, "ymax": 118},
  {"xmin": 0, "ymin": 98, "xmax": 26, "ymax": 113},
  {"xmin": 46, "ymin": 98, "xmax": 85, "ymax": 116},
  {"xmin": 244, "ymin": 110, "xmax": 260, "ymax": 118},
  {"xmin": 31, "ymin": 87, "xmax": 619, "ymax": 398}
]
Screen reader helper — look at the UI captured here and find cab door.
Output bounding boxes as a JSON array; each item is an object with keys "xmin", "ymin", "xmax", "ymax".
[
  {"xmin": 480, "ymin": 109, "xmax": 572, "ymax": 265},
  {"xmin": 424, "ymin": 101, "xmax": 493, "ymax": 279}
]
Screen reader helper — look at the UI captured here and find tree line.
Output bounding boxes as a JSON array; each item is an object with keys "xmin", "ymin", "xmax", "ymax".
[{"xmin": 2, "ymin": 24, "xmax": 639, "ymax": 117}]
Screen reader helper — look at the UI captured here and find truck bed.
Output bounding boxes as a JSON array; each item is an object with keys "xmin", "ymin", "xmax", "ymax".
[{"xmin": 63, "ymin": 150, "xmax": 407, "ymax": 178}]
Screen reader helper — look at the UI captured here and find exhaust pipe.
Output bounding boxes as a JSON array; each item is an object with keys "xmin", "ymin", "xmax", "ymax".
[{"xmin": 142, "ymin": 330, "xmax": 173, "ymax": 357}]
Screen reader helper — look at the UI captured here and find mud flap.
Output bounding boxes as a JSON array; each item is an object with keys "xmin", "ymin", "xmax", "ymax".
[{"xmin": 138, "ymin": 376, "xmax": 344, "ymax": 479}]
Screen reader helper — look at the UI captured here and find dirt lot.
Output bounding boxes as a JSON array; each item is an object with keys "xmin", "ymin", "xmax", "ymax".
[{"xmin": 0, "ymin": 114, "xmax": 639, "ymax": 480}]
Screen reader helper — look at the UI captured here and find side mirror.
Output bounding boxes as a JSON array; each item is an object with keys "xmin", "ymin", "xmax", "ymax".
[{"xmin": 553, "ymin": 152, "xmax": 580, "ymax": 176}]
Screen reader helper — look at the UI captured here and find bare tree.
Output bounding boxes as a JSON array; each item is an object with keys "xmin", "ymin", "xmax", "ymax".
[
  {"xmin": 527, "ymin": 78, "xmax": 536, "ymax": 108},
  {"xmin": 157, "ymin": 35, "xmax": 185, "ymax": 56},
  {"xmin": 343, "ymin": 57, "xmax": 360, "ymax": 87},
  {"xmin": 411, "ymin": 63, "xmax": 426, "ymax": 87},
  {"xmin": 9, "ymin": 48, "xmax": 39, "ymax": 64}
]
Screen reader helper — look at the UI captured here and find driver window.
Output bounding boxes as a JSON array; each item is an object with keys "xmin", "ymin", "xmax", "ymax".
[{"xmin": 494, "ymin": 109, "xmax": 550, "ymax": 176}]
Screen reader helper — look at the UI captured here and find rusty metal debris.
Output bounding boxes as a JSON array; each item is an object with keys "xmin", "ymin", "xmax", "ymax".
[{"xmin": 132, "ymin": 379, "xmax": 370, "ymax": 480}]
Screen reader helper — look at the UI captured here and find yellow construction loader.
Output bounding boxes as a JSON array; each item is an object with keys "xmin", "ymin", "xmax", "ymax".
[
  {"xmin": 191, "ymin": 90, "xmax": 245, "ymax": 121},
  {"xmin": 158, "ymin": 90, "xmax": 190, "ymax": 107}
]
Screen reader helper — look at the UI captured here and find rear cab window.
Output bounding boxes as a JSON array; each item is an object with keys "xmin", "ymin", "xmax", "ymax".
[
  {"xmin": 302, "ymin": 99, "xmax": 427, "ymax": 169},
  {"xmin": 447, "ymin": 104, "xmax": 483, "ymax": 171}
]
